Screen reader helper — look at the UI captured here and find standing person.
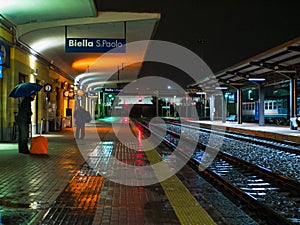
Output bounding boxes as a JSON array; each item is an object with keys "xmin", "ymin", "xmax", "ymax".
[
  {"xmin": 15, "ymin": 93, "xmax": 36, "ymax": 154},
  {"xmin": 74, "ymin": 105, "xmax": 90, "ymax": 139}
]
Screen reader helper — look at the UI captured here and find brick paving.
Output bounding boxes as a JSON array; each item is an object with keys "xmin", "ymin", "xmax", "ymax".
[
  {"xmin": 0, "ymin": 123, "xmax": 182, "ymax": 225},
  {"xmin": 0, "ymin": 120, "xmax": 262, "ymax": 225},
  {"xmin": 0, "ymin": 129, "xmax": 85, "ymax": 224},
  {"xmin": 34, "ymin": 123, "xmax": 181, "ymax": 225}
]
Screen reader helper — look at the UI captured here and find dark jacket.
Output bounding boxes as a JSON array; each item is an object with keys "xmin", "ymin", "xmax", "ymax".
[
  {"xmin": 16, "ymin": 97, "xmax": 33, "ymax": 124},
  {"xmin": 74, "ymin": 107, "xmax": 91, "ymax": 126}
]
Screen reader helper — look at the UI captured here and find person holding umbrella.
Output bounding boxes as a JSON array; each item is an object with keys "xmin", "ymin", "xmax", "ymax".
[
  {"xmin": 15, "ymin": 93, "xmax": 36, "ymax": 153},
  {"xmin": 9, "ymin": 82, "xmax": 42, "ymax": 154}
]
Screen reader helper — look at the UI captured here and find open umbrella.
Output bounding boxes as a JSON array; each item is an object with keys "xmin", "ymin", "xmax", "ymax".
[{"xmin": 9, "ymin": 82, "xmax": 43, "ymax": 98}]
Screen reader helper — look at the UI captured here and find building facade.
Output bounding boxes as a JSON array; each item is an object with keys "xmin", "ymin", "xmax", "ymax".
[{"xmin": 0, "ymin": 25, "xmax": 74, "ymax": 142}]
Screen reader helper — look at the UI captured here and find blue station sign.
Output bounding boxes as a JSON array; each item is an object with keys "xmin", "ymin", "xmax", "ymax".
[{"xmin": 65, "ymin": 38, "xmax": 126, "ymax": 53}]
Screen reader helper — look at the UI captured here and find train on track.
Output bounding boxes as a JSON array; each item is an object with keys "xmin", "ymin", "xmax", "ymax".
[{"xmin": 242, "ymin": 97, "xmax": 300, "ymax": 125}]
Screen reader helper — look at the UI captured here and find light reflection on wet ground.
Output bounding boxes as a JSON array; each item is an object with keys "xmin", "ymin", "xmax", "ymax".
[{"xmin": 40, "ymin": 164, "xmax": 105, "ymax": 224}]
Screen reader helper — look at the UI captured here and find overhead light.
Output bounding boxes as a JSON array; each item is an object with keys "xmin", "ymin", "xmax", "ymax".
[
  {"xmin": 31, "ymin": 68, "xmax": 38, "ymax": 76},
  {"xmin": 196, "ymin": 92, "xmax": 206, "ymax": 95},
  {"xmin": 248, "ymin": 78, "xmax": 265, "ymax": 81},
  {"xmin": 276, "ymin": 70, "xmax": 296, "ymax": 73},
  {"xmin": 215, "ymin": 86, "xmax": 228, "ymax": 90}
]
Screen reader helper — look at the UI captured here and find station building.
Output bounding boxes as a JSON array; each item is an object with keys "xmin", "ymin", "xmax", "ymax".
[
  {"xmin": 1, "ymin": 2, "xmax": 300, "ymax": 143},
  {"xmin": 0, "ymin": 25, "xmax": 75, "ymax": 141}
]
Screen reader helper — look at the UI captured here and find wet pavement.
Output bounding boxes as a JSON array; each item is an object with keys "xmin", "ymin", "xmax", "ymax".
[
  {"xmin": 0, "ymin": 120, "xmax": 263, "ymax": 225},
  {"xmin": 0, "ymin": 125, "xmax": 183, "ymax": 225},
  {"xmin": 0, "ymin": 129, "xmax": 85, "ymax": 225}
]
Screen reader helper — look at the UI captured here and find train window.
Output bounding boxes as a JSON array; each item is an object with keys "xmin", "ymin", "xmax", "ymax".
[
  {"xmin": 268, "ymin": 102, "xmax": 272, "ymax": 110},
  {"xmin": 265, "ymin": 102, "xmax": 268, "ymax": 110},
  {"xmin": 273, "ymin": 101, "xmax": 277, "ymax": 109},
  {"xmin": 251, "ymin": 103, "xmax": 254, "ymax": 110}
]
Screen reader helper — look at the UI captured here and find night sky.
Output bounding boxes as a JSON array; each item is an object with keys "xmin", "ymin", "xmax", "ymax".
[{"xmin": 97, "ymin": 0, "xmax": 300, "ymax": 86}]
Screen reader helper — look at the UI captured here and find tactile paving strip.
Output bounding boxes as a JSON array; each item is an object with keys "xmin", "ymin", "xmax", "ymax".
[{"xmin": 145, "ymin": 148, "xmax": 216, "ymax": 225}]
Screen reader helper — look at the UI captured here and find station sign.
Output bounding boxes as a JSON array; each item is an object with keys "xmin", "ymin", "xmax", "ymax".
[
  {"xmin": 44, "ymin": 83, "xmax": 52, "ymax": 92},
  {"xmin": 88, "ymin": 92, "xmax": 98, "ymax": 98},
  {"xmin": 65, "ymin": 38, "xmax": 126, "ymax": 53},
  {"xmin": 103, "ymin": 88, "xmax": 122, "ymax": 93},
  {"xmin": 0, "ymin": 39, "xmax": 10, "ymax": 68}
]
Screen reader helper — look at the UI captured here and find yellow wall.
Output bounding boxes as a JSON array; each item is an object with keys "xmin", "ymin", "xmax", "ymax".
[
  {"xmin": 0, "ymin": 27, "xmax": 13, "ymax": 43},
  {"xmin": 0, "ymin": 28, "xmax": 74, "ymax": 140}
]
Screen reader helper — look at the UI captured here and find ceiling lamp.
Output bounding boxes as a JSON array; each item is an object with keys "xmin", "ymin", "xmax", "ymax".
[{"xmin": 248, "ymin": 78, "xmax": 265, "ymax": 81}]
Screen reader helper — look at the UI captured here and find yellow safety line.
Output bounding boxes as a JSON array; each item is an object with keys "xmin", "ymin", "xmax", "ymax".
[{"xmin": 144, "ymin": 148, "xmax": 216, "ymax": 225}]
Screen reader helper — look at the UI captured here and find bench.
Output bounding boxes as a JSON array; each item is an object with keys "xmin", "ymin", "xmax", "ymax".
[{"xmin": 226, "ymin": 115, "xmax": 237, "ymax": 121}]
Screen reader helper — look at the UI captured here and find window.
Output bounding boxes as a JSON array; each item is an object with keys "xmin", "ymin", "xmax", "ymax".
[{"xmin": 268, "ymin": 102, "xmax": 272, "ymax": 110}]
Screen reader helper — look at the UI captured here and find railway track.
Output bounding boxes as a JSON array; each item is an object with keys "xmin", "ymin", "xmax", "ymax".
[
  {"xmin": 136, "ymin": 118, "xmax": 300, "ymax": 225},
  {"xmin": 158, "ymin": 119, "xmax": 300, "ymax": 182},
  {"xmin": 165, "ymin": 119, "xmax": 300, "ymax": 155}
]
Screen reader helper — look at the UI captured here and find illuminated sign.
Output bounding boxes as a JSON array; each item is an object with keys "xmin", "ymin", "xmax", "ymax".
[
  {"xmin": 0, "ymin": 39, "xmax": 10, "ymax": 68},
  {"xmin": 88, "ymin": 92, "xmax": 98, "ymax": 97},
  {"xmin": 65, "ymin": 38, "xmax": 126, "ymax": 53},
  {"xmin": 44, "ymin": 84, "xmax": 52, "ymax": 92},
  {"xmin": 63, "ymin": 91, "xmax": 69, "ymax": 97},
  {"xmin": 104, "ymin": 88, "xmax": 122, "ymax": 93},
  {"xmin": 77, "ymin": 89, "xmax": 84, "ymax": 96},
  {"xmin": 228, "ymin": 94, "xmax": 235, "ymax": 103}
]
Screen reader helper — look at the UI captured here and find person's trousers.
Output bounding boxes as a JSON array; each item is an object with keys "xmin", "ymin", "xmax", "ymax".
[
  {"xmin": 18, "ymin": 122, "xmax": 29, "ymax": 152},
  {"xmin": 76, "ymin": 125, "xmax": 85, "ymax": 139}
]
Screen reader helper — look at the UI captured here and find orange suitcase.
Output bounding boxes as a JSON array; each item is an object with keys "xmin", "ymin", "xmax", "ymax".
[
  {"xmin": 30, "ymin": 120, "xmax": 48, "ymax": 154},
  {"xmin": 30, "ymin": 135, "xmax": 48, "ymax": 154}
]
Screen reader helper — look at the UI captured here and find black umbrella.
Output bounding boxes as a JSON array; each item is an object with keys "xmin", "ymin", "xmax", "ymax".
[{"xmin": 9, "ymin": 82, "xmax": 43, "ymax": 98}]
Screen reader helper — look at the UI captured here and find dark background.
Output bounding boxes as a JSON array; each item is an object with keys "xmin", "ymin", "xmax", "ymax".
[{"xmin": 96, "ymin": 0, "xmax": 300, "ymax": 86}]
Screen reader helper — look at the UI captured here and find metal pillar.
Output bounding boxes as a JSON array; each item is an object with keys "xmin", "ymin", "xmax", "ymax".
[
  {"xmin": 290, "ymin": 77, "xmax": 297, "ymax": 117},
  {"xmin": 209, "ymin": 95, "xmax": 215, "ymax": 121},
  {"xmin": 236, "ymin": 88, "xmax": 242, "ymax": 124},
  {"xmin": 258, "ymin": 85, "xmax": 265, "ymax": 126},
  {"xmin": 222, "ymin": 93, "xmax": 227, "ymax": 123},
  {"xmin": 97, "ymin": 91, "xmax": 101, "ymax": 118},
  {"xmin": 290, "ymin": 77, "xmax": 297, "ymax": 130}
]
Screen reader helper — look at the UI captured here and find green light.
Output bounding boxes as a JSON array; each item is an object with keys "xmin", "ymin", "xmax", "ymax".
[
  {"xmin": 1, "ymin": 0, "xmax": 97, "ymax": 24},
  {"xmin": 248, "ymin": 89, "xmax": 253, "ymax": 100}
]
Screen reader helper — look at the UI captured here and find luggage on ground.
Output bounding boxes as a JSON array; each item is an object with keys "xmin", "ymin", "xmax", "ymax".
[{"xmin": 30, "ymin": 119, "xmax": 48, "ymax": 154}]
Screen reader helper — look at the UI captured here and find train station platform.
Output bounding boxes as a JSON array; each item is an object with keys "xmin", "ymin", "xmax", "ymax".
[
  {"xmin": 0, "ymin": 118, "xmax": 275, "ymax": 225},
  {"xmin": 185, "ymin": 119, "xmax": 300, "ymax": 144}
]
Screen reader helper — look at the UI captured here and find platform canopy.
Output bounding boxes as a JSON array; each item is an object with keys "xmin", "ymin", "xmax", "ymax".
[
  {"xmin": 188, "ymin": 37, "xmax": 300, "ymax": 93},
  {"xmin": 0, "ymin": 0, "xmax": 160, "ymax": 90}
]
